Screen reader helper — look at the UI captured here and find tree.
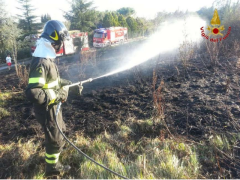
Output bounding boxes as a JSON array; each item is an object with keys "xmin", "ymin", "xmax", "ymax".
[
  {"xmin": 215, "ymin": 0, "xmax": 240, "ymax": 24},
  {"xmin": 64, "ymin": 0, "xmax": 96, "ymax": 32},
  {"xmin": 197, "ymin": 6, "xmax": 215, "ymax": 22},
  {"xmin": 17, "ymin": 0, "xmax": 38, "ymax": 33},
  {"xmin": 117, "ymin": 7, "xmax": 135, "ymax": 17},
  {"xmin": 102, "ymin": 13, "xmax": 115, "ymax": 27},
  {"xmin": 1, "ymin": 18, "xmax": 22, "ymax": 74},
  {"xmin": 136, "ymin": 17, "xmax": 145, "ymax": 36},
  {"xmin": 126, "ymin": 17, "xmax": 138, "ymax": 37},
  {"xmin": 41, "ymin": 14, "xmax": 51, "ymax": 23},
  {"xmin": 95, "ymin": 11, "xmax": 106, "ymax": 28},
  {"xmin": 0, "ymin": 1, "xmax": 21, "ymax": 62},
  {"xmin": 118, "ymin": 14, "xmax": 128, "ymax": 27},
  {"xmin": 111, "ymin": 12, "xmax": 120, "ymax": 26},
  {"xmin": 0, "ymin": 0, "xmax": 7, "ymax": 24},
  {"xmin": 0, "ymin": 0, "xmax": 7, "ymax": 55},
  {"xmin": 153, "ymin": 11, "xmax": 167, "ymax": 28}
]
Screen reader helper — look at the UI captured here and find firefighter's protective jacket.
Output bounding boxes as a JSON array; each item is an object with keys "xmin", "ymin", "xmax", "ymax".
[
  {"xmin": 26, "ymin": 57, "xmax": 61, "ymax": 105},
  {"xmin": 26, "ymin": 57, "xmax": 66, "ymax": 163}
]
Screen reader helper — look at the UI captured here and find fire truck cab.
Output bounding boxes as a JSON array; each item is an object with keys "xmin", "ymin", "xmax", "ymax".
[{"xmin": 93, "ymin": 27, "xmax": 128, "ymax": 47}]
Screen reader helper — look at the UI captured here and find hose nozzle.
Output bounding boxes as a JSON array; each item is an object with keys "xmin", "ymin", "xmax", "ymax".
[
  {"xmin": 66, "ymin": 78, "xmax": 93, "ymax": 88},
  {"xmin": 81, "ymin": 78, "xmax": 93, "ymax": 84},
  {"xmin": 78, "ymin": 78, "xmax": 92, "ymax": 95}
]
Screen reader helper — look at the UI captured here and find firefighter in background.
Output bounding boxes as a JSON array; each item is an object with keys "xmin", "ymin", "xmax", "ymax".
[
  {"xmin": 25, "ymin": 20, "xmax": 72, "ymax": 177},
  {"xmin": 6, "ymin": 54, "xmax": 12, "ymax": 70}
]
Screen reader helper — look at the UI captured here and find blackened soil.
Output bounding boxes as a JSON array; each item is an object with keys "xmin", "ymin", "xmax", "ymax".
[{"xmin": 1, "ymin": 53, "xmax": 240, "ymax": 142}]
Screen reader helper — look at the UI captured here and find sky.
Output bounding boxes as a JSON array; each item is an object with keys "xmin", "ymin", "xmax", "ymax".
[{"xmin": 5, "ymin": 0, "xmax": 218, "ymax": 22}]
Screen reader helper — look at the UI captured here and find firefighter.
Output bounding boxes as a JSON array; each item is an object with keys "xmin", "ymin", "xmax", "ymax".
[{"xmin": 25, "ymin": 20, "xmax": 72, "ymax": 177}]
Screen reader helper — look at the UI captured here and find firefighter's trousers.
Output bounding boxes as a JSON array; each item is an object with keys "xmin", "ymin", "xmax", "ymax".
[{"xmin": 34, "ymin": 103, "xmax": 66, "ymax": 165}]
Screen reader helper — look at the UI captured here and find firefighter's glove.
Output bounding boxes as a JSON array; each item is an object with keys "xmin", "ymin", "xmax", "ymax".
[
  {"xmin": 60, "ymin": 79, "xmax": 72, "ymax": 87},
  {"xmin": 56, "ymin": 86, "xmax": 69, "ymax": 103}
]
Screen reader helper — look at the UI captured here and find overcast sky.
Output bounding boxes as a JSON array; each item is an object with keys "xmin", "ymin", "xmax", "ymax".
[{"xmin": 5, "ymin": 0, "xmax": 224, "ymax": 22}]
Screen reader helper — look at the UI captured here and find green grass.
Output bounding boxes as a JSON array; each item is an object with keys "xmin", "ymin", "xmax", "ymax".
[
  {"xmin": 0, "ymin": 91, "xmax": 26, "ymax": 120},
  {"xmin": 1, "ymin": 115, "xmax": 240, "ymax": 179},
  {"xmin": 60, "ymin": 123, "xmax": 201, "ymax": 179},
  {"xmin": 33, "ymin": 172, "xmax": 45, "ymax": 179},
  {"xmin": 118, "ymin": 125, "xmax": 132, "ymax": 139},
  {"xmin": 0, "ymin": 92, "xmax": 12, "ymax": 106},
  {"xmin": 0, "ymin": 92, "xmax": 11, "ymax": 120},
  {"xmin": 0, "ymin": 138, "xmax": 45, "ymax": 179},
  {"xmin": 210, "ymin": 134, "xmax": 231, "ymax": 151},
  {"xmin": 0, "ymin": 107, "xmax": 10, "ymax": 118}
]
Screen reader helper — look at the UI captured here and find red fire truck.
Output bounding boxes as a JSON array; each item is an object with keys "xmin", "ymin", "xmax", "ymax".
[
  {"xmin": 30, "ymin": 30, "xmax": 89, "ymax": 56},
  {"xmin": 93, "ymin": 27, "xmax": 128, "ymax": 47}
]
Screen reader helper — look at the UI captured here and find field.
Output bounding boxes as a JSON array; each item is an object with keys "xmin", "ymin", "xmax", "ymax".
[{"xmin": 0, "ymin": 41, "xmax": 240, "ymax": 179}]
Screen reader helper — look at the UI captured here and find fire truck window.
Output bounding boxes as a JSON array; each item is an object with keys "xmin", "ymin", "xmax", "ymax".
[
  {"xmin": 104, "ymin": 33, "xmax": 107, "ymax": 38},
  {"xmin": 94, "ymin": 33, "xmax": 103, "ymax": 38}
]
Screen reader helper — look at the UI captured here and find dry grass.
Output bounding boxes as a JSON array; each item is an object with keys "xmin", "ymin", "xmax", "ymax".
[
  {"xmin": 60, "ymin": 127, "xmax": 201, "ymax": 179},
  {"xmin": 179, "ymin": 40, "xmax": 195, "ymax": 69},
  {"xmin": 152, "ymin": 70, "xmax": 165, "ymax": 120},
  {"xmin": 0, "ymin": 92, "xmax": 12, "ymax": 119},
  {"xmin": 0, "ymin": 139, "xmax": 45, "ymax": 179},
  {"xmin": 0, "ymin": 92, "xmax": 12, "ymax": 106},
  {"xmin": 1, "ymin": 107, "xmax": 240, "ymax": 179},
  {"xmin": 0, "ymin": 107, "xmax": 10, "ymax": 119},
  {"xmin": 16, "ymin": 64, "xmax": 29, "ymax": 88},
  {"xmin": 236, "ymin": 58, "xmax": 240, "ymax": 69},
  {"xmin": 78, "ymin": 50, "xmax": 97, "ymax": 80},
  {"xmin": 205, "ymin": 40, "xmax": 223, "ymax": 67}
]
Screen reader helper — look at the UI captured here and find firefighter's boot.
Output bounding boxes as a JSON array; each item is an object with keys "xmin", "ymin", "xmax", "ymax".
[{"xmin": 45, "ymin": 162, "xmax": 71, "ymax": 177}]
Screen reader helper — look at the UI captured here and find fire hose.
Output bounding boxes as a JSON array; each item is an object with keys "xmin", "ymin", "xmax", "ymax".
[{"xmin": 55, "ymin": 78, "xmax": 128, "ymax": 179}]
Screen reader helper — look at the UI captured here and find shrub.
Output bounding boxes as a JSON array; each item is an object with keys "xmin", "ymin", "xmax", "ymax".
[{"xmin": 17, "ymin": 48, "xmax": 32, "ymax": 60}]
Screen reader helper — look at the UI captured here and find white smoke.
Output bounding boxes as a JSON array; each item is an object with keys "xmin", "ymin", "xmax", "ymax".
[{"xmin": 96, "ymin": 15, "xmax": 206, "ymax": 79}]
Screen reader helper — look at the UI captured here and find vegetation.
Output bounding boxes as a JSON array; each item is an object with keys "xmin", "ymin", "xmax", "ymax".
[
  {"xmin": 102, "ymin": 12, "xmax": 115, "ymax": 28},
  {"xmin": 64, "ymin": 0, "xmax": 97, "ymax": 32},
  {"xmin": 117, "ymin": 7, "xmax": 135, "ymax": 17},
  {"xmin": 41, "ymin": 14, "xmax": 51, "ymax": 23},
  {"xmin": 17, "ymin": 0, "xmax": 39, "ymax": 33}
]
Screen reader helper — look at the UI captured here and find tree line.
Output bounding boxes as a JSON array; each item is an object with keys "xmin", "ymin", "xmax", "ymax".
[
  {"xmin": 0, "ymin": 0, "xmax": 239, "ymax": 62},
  {"xmin": 63, "ymin": 0, "xmax": 153, "ymax": 40}
]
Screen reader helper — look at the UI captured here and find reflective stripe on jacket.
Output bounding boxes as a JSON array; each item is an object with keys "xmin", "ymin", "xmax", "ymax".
[{"xmin": 25, "ymin": 57, "xmax": 61, "ymax": 105}]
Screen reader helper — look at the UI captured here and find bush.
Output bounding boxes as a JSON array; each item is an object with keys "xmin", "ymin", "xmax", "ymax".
[{"xmin": 17, "ymin": 48, "xmax": 32, "ymax": 60}]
